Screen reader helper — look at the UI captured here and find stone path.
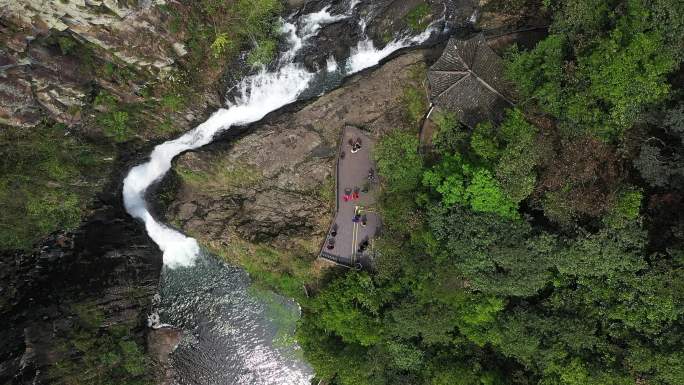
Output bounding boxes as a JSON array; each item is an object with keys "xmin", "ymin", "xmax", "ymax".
[{"xmin": 319, "ymin": 126, "xmax": 381, "ymax": 268}]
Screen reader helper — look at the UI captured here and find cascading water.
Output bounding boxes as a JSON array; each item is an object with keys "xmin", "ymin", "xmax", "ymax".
[
  {"xmin": 123, "ymin": 1, "xmax": 440, "ymax": 268},
  {"xmin": 125, "ymin": 1, "xmax": 445, "ymax": 384}
]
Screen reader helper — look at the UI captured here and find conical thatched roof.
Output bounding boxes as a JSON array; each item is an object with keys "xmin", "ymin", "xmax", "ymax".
[{"xmin": 428, "ymin": 34, "xmax": 514, "ymax": 128}]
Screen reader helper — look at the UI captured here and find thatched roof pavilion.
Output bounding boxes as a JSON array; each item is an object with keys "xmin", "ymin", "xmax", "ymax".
[{"xmin": 428, "ymin": 33, "xmax": 514, "ymax": 128}]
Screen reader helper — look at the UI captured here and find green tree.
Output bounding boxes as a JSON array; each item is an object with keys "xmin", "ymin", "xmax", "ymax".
[
  {"xmin": 422, "ymin": 154, "xmax": 467, "ymax": 206},
  {"xmin": 470, "ymin": 121, "xmax": 501, "ymax": 162},
  {"xmin": 494, "ymin": 109, "xmax": 539, "ymax": 203},
  {"xmin": 375, "ymin": 131, "xmax": 424, "ymax": 193},
  {"xmin": 506, "ymin": 34, "xmax": 567, "ymax": 117},
  {"xmin": 428, "ymin": 205, "xmax": 556, "ymax": 297},
  {"xmin": 508, "ymin": 0, "xmax": 681, "ymax": 139},
  {"xmin": 308, "ymin": 272, "xmax": 385, "ymax": 346},
  {"xmin": 603, "ymin": 188, "xmax": 643, "ymax": 229},
  {"xmin": 466, "ymin": 169, "xmax": 518, "ymax": 220}
]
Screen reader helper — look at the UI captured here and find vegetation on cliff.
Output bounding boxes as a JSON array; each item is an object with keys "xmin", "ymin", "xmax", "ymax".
[
  {"xmin": 297, "ymin": 1, "xmax": 684, "ymax": 384},
  {"xmin": 0, "ymin": 122, "xmax": 111, "ymax": 249},
  {"xmin": 49, "ymin": 303, "xmax": 153, "ymax": 385},
  {"xmin": 0, "ymin": 0, "xmax": 284, "ymax": 251}
]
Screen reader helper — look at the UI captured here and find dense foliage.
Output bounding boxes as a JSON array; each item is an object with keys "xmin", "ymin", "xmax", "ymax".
[
  {"xmin": 0, "ymin": 123, "xmax": 110, "ymax": 249},
  {"xmin": 49, "ymin": 303, "xmax": 153, "ymax": 385},
  {"xmin": 507, "ymin": 0, "xmax": 682, "ymax": 139},
  {"xmin": 297, "ymin": 1, "xmax": 684, "ymax": 384},
  {"xmin": 166, "ymin": 0, "xmax": 283, "ymax": 67}
]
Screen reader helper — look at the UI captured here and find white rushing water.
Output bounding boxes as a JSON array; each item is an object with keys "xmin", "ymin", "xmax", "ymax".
[{"xmin": 123, "ymin": 2, "xmax": 438, "ymax": 268}]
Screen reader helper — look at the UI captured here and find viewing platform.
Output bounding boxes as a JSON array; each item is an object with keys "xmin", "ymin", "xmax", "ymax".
[{"xmin": 319, "ymin": 126, "xmax": 381, "ymax": 269}]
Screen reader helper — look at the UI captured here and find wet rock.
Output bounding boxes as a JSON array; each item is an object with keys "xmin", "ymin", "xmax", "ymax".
[
  {"xmin": 303, "ymin": 19, "xmax": 361, "ymax": 72},
  {"xmin": 355, "ymin": 0, "xmax": 477, "ymax": 48},
  {"xmin": 147, "ymin": 326, "xmax": 182, "ymax": 384},
  {"xmin": 293, "ymin": 0, "xmax": 476, "ymax": 73},
  {"xmin": 287, "ymin": 0, "xmax": 306, "ymax": 10},
  {"xmin": 147, "ymin": 327, "xmax": 182, "ymax": 364}
]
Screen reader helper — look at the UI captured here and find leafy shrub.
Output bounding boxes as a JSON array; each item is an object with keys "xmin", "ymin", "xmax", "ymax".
[
  {"xmin": 57, "ymin": 36, "xmax": 77, "ymax": 55},
  {"xmin": 210, "ymin": 32, "xmax": 234, "ymax": 58},
  {"xmin": 100, "ymin": 111, "xmax": 131, "ymax": 142},
  {"xmin": 161, "ymin": 93, "xmax": 184, "ymax": 112},
  {"xmin": 603, "ymin": 188, "xmax": 643, "ymax": 229},
  {"xmin": 404, "ymin": 3, "xmax": 431, "ymax": 31},
  {"xmin": 247, "ymin": 38, "xmax": 277, "ymax": 67},
  {"xmin": 0, "ymin": 123, "xmax": 108, "ymax": 250},
  {"xmin": 374, "ymin": 131, "xmax": 424, "ymax": 193}
]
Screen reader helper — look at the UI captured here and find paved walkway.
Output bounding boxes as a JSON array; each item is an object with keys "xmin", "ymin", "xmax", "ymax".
[{"xmin": 320, "ymin": 126, "xmax": 381, "ymax": 268}]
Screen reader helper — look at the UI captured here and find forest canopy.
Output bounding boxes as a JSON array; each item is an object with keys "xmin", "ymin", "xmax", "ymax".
[{"xmin": 297, "ymin": 1, "xmax": 684, "ymax": 384}]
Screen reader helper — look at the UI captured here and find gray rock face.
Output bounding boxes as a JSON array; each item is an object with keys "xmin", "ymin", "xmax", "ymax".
[
  {"xmin": 166, "ymin": 51, "xmax": 430, "ymax": 252},
  {"xmin": 0, "ymin": 0, "xmax": 185, "ymax": 128},
  {"xmin": 0, "ymin": 190, "xmax": 162, "ymax": 383}
]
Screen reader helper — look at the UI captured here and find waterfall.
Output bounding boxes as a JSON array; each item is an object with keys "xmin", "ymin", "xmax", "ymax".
[{"xmin": 123, "ymin": 2, "xmax": 439, "ymax": 268}]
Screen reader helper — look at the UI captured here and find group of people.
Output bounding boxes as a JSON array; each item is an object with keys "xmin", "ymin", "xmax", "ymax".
[
  {"xmin": 324, "ymin": 134, "xmax": 375, "ymax": 256},
  {"xmin": 350, "ymin": 137, "xmax": 363, "ymax": 153},
  {"xmin": 343, "ymin": 187, "xmax": 360, "ymax": 202},
  {"xmin": 326, "ymin": 223, "xmax": 338, "ymax": 250},
  {"xmin": 352, "ymin": 210, "xmax": 368, "ymax": 227}
]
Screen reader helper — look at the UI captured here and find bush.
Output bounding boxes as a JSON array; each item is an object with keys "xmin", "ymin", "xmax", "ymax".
[
  {"xmin": 49, "ymin": 303, "xmax": 152, "ymax": 385},
  {"xmin": 404, "ymin": 3, "xmax": 431, "ymax": 31},
  {"xmin": 0, "ymin": 123, "xmax": 108, "ymax": 250},
  {"xmin": 603, "ymin": 188, "xmax": 643, "ymax": 229},
  {"xmin": 247, "ymin": 38, "xmax": 277, "ymax": 67},
  {"xmin": 374, "ymin": 131, "xmax": 424, "ymax": 193},
  {"xmin": 100, "ymin": 111, "xmax": 131, "ymax": 142}
]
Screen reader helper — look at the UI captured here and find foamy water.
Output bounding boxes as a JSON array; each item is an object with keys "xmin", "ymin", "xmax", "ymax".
[{"xmin": 123, "ymin": 2, "xmax": 439, "ymax": 268}]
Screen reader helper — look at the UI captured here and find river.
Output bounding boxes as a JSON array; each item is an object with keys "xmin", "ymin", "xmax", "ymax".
[{"xmin": 123, "ymin": 1, "xmax": 445, "ymax": 383}]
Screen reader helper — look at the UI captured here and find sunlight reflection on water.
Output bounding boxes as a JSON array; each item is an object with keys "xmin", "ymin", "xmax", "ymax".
[{"xmin": 157, "ymin": 253, "xmax": 312, "ymax": 385}]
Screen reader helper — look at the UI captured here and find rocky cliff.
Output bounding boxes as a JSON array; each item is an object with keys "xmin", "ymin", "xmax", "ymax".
[
  {"xmin": 0, "ymin": 181, "xmax": 162, "ymax": 384},
  {"xmin": 0, "ymin": 0, "xmax": 224, "ymax": 134},
  {"xmin": 0, "ymin": 1, "xmax": 209, "ymax": 383},
  {"xmin": 163, "ymin": 49, "xmax": 437, "ymax": 291}
]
